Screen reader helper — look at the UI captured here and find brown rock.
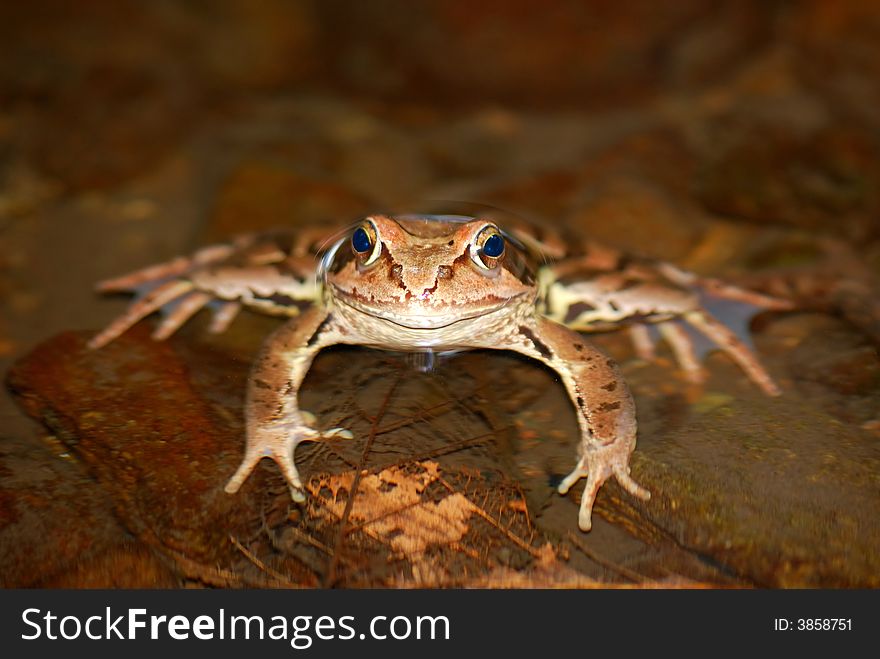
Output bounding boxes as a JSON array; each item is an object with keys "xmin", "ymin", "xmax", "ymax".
[
  {"xmin": 206, "ymin": 162, "xmax": 376, "ymax": 240},
  {"xmin": 0, "ymin": 1, "xmax": 199, "ymax": 191},
  {"xmin": 789, "ymin": 0, "xmax": 880, "ymax": 129},
  {"xmin": 0, "ymin": 434, "xmax": 140, "ymax": 587},
  {"xmin": 697, "ymin": 126, "xmax": 880, "ymax": 240},
  {"xmin": 4, "ymin": 325, "xmax": 712, "ymax": 587},
  {"xmin": 42, "ymin": 544, "xmax": 180, "ymax": 588},
  {"xmin": 621, "ymin": 363, "xmax": 880, "ymax": 587},
  {"xmin": 186, "ymin": 0, "xmax": 317, "ymax": 90},
  {"xmin": 0, "ymin": 0, "xmax": 317, "ymax": 192},
  {"xmin": 314, "ymin": 0, "xmax": 770, "ymax": 107},
  {"xmin": 6, "ymin": 328, "xmax": 266, "ymax": 582},
  {"xmin": 568, "ymin": 177, "xmax": 705, "ymax": 262}
]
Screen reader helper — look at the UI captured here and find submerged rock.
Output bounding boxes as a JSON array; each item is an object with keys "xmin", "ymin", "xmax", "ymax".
[{"xmin": 6, "ymin": 309, "xmax": 880, "ymax": 587}]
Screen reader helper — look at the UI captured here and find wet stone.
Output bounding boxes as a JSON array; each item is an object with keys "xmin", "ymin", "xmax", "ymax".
[
  {"xmin": 617, "ymin": 338, "xmax": 880, "ymax": 587},
  {"xmin": 6, "ymin": 327, "xmax": 633, "ymax": 586},
  {"xmin": 0, "ymin": 432, "xmax": 166, "ymax": 588},
  {"xmin": 7, "ymin": 306, "xmax": 880, "ymax": 587},
  {"xmin": 6, "ymin": 328, "xmax": 265, "ymax": 584},
  {"xmin": 775, "ymin": 314, "xmax": 880, "ymax": 426}
]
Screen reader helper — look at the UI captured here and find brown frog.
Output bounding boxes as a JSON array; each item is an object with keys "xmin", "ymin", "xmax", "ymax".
[{"xmin": 89, "ymin": 214, "xmax": 790, "ymax": 531}]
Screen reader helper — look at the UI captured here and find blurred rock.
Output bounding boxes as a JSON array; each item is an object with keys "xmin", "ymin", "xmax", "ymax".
[
  {"xmin": 0, "ymin": 433, "xmax": 149, "ymax": 587},
  {"xmin": 26, "ymin": 64, "xmax": 197, "ymax": 191},
  {"xmin": 0, "ymin": 1, "xmax": 196, "ymax": 191},
  {"xmin": 314, "ymin": 0, "xmax": 770, "ymax": 107},
  {"xmin": 568, "ymin": 177, "xmax": 705, "ymax": 261},
  {"xmin": 627, "ymin": 385, "xmax": 880, "ymax": 587},
  {"xmin": 697, "ymin": 125, "xmax": 880, "ymax": 240},
  {"xmin": 0, "ymin": 0, "xmax": 317, "ymax": 192},
  {"xmin": 6, "ymin": 329, "xmax": 264, "ymax": 582},
  {"xmin": 788, "ymin": 0, "xmax": 880, "ymax": 130},
  {"xmin": 179, "ymin": 0, "xmax": 317, "ymax": 90},
  {"xmin": 206, "ymin": 161, "xmax": 376, "ymax": 239}
]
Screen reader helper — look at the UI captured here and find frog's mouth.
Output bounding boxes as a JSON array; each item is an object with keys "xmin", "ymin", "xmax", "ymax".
[{"xmin": 333, "ymin": 293, "xmax": 526, "ymax": 330}]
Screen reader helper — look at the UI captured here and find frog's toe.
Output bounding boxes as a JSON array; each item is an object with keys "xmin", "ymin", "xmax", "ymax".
[
  {"xmin": 628, "ymin": 324, "xmax": 657, "ymax": 361},
  {"xmin": 683, "ymin": 310, "xmax": 781, "ymax": 396},
  {"xmin": 556, "ymin": 456, "xmax": 604, "ymax": 532},
  {"xmin": 559, "ymin": 448, "xmax": 650, "ymax": 532},
  {"xmin": 152, "ymin": 291, "xmax": 213, "ymax": 340},
  {"xmin": 322, "ymin": 427, "xmax": 354, "ymax": 439},
  {"xmin": 576, "ymin": 472, "xmax": 603, "ymax": 532},
  {"xmin": 299, "ymin": 411, "xmax": 353, "ymax": 441},
  {"xmin": 88, "ymin": 279, "xmax": 195, "ymax": 349},
  {"xmin": 614, "ymin": 465, "xmax": 650, "ymax": 501},
  {"xmin": 657, "ymin": 321, "xmax": 706, "ymax": 383},
  {"xmin": 224, "ymin": 448, "xmax": 264, "ymax": 494},
  {"xmin": 225, "ymin": 422, "xmax": 320, "ymax": 496},
  {"xmin": 208, "ymin": 301, "xmax": 242, "ymax": 334},
  {"xmin": 556, "ymin": 456, "xmax": 587, "ymax": 496}
]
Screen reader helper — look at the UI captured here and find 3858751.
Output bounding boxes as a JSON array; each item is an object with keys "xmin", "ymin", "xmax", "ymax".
[{"xmin": 774, "ymin": 618, "xmax": 852, "ymax": 631}]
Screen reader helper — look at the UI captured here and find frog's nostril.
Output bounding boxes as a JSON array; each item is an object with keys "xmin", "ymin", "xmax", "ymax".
[{"xmin": 438, "ymin": 265, "xmax": 453, "ymax": 279}]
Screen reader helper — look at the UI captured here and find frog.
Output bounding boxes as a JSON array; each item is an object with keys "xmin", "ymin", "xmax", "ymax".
[{"xmin": 88, "ymin": 213, "xmax": 791, "ymax": 532}]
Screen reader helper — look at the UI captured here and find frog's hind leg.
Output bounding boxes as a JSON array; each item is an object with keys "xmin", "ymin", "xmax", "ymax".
[
  {"xmin": 655, "ymin": 263, "xmax": 794, "ymax": 313},
  {"xmin": 627, "ymin": 321, "xmax": 705, "ymax": 384},
  {"xmin": 152, "ymin": 291, "xmax": 214, "ymax": 340},
  {"xmin": 648, "ymin": 263, "xmax": 790, "ymax": 394},
  {"xmin": 657, "ymin": 321, "xmax": 705, "ymax": 384},
  {"xmin": 95, "ymin": 244, "xmax": 235, "ymax": 293},
  {"xmin": 208, "ymin": 301, "xmax": 242, "ymax": 334},
  {"xmin": 628, "ymin": 324, "xmax": 656, "ymax": 361},
  {"xmin": 683, "ymin": 310, "xmax": 780, "ymax": 396},
  {"xmin": 88, "ymin": 280, "xmax": 194, "ymax": 348}
]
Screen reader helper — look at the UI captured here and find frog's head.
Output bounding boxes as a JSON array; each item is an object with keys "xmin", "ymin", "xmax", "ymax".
[{"xmin": 321, "ymin": 214, "xmax": 537, "ymax": 329}]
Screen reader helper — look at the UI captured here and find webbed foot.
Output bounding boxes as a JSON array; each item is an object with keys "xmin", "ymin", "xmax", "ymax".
[
  {"xmin": 225, "ymin": 413, "xmax": 353, "ymax": 499},
  {"xmin": 558, "ymin": 442, "xmax": 650, "ymax": 532}
]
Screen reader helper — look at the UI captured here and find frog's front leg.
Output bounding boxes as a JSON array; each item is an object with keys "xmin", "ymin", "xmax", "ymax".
[
  {"xmin": 479, "ymin": 316, "xmax": 650, "ymax": 531},
  {"xmin": 224, "ymin": 306, "xmax": 350, "ymax": 500}
]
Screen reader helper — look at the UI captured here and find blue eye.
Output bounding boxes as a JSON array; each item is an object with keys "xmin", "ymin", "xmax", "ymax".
[
  {"xmin": 482, "ymin": 233, "xmax": 504, "ymax": 258},
  {"xmin": 470, "ymin": 225, "xmax": 506, "ymax": 270},
  {"xmin": 351, "ymin": 226, "xmax": 373, "ymax": 254}
]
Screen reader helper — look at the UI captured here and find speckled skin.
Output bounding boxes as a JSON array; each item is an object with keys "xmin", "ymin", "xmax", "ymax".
[
  {"xmin": 90, "ymin": 213, "xmax": 790, "ymax": 532},
  {"xmin": 220, "ymin": 215, "xmax": 647, "ymax": 531}
]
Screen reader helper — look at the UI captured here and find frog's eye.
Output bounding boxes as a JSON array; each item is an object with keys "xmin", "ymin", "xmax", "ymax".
[
  {"xmin": 351, "ymin": 220, "xmax": 382, "ymax": 266},
  {"xmin": 470, "ymin": 225, "xmax": 505, "ymax": 270}
]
